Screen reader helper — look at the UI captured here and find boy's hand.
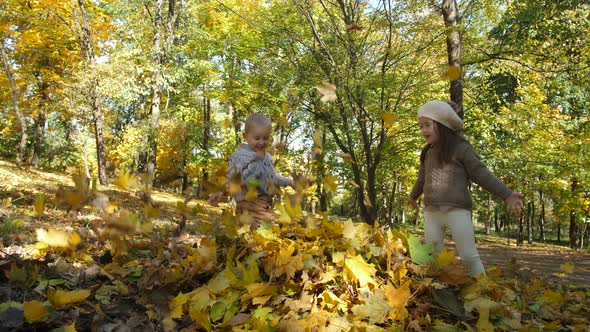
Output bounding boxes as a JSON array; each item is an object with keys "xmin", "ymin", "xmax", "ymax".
[
  {"xmin": 505, "ymin": 192, "xmax": 524, "ymax": 215},
  {"xmin": 407, "ymin": 197, "xmax": 419, "ymax": 214},
  {"xmin": 208, "ymin": 192, "xmax": 223, "ymax": 206}
]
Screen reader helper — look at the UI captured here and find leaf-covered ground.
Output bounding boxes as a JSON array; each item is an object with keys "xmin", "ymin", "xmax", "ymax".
[{"xmin": 0, "ymin": 160, "xmax": 589, "ymax": 332}]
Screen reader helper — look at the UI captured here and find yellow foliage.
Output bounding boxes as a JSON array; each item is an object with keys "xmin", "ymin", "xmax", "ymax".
[
  {"xmin": 435, "ymin": 248, "xmax": 458, "ymax": 268},
  {"xmin": 343, "ymin": 254, "xmax": 378, "ymax": 287},
  {"xmin": 381, "ymin": 113, "xmax": 395, "ymax": 128},
  {"xmin": 24, "ymin": 301, "xmax": 50, "ymax": 322},
  {"xmin": 36, "ymin": 229, "xmax": 81, "ymax": 250},
  {"xmin": 47, "ymin": 289, "xmax": 91, "ymax": 308},
  {"xmin": 323, "ymin": 175, "xmax": 338, "ymax": 193},
  {"xmin": 34, "ymin": 193, "xmax": 45, "ymax": 216}
]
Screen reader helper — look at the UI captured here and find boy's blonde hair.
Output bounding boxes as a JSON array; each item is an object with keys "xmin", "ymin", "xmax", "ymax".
[{"xmin": 245, "ymin": 113, "xmax": 272, "ymax": 133}]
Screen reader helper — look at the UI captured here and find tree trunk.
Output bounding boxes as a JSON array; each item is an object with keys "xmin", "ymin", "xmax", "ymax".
[
  {"xmin": 441, "ymin": 0, "xmax": 463, "ymax": 116},
  {"xmin": 528, "ymin": 200, "xmax": 534, "ymax": 244},
  {"xmin": 77, "ymin": 0, "xmax": 108, "ymax": 185},
  {"xmin": 569, "ymin": 179, "xmax": 578, "ymax": 248},
  {"xmin": 0, "ymin": 44, "xmax": 28, "ymax": 167},
  {"xmin": 147, "ymin": 0, "xmax": 165, "ymax": 186},
  {"xmin": 201, "ymin": 95, "xmax": 211, "ymax": 183},
  {"xmin": 485, "ymin": 194, "xmax": 492, "ymax": 235},
  {"xmin": 517, "ymin": 209, "xmax": 524, "ymax": 246},
  {"xmin": 386, "ymin": 177, "xmax": 397, "ymax": 225},
  {"xmin": 314, "ymin": 130, "xmax": 328, "ymax": 212},
  {"xmin": 538, "ymin": 190, "xmax": 545, "ymax": 242},
  {"xmin": 32, "ymin": 111, "xmax": 45, "ymax": 168}
]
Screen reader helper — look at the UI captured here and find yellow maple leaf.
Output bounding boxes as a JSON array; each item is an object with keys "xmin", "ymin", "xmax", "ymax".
[
  {"xmin": 444, "ymin": 65, "xmax": 462, "ymax": 81},
  {"xmin": 344, "ymin": 254, "xmax": 378, "ymax": 287},
  {"xmin": 36, "ymin": 229, "xmax": 81, "ymax": 249},
  {"xmin": 143, "ymin": 203, "xmax": 161, "ymax": 218},
  {"xmin": 221, "ymin": 118, "xmax": 233, "ymax": 130},
  {"xmin": 381, "ymin": 113, "xmax": 395, "ymax": 128},
  {"xmin": 323, "ymin": 175, "xmax": 338, "ymax": 193},
  {"xmin": 538, "ymin": 289, "xmax": 564, "ymax": 305},
  {"xmin": 24, "ymin": 300, "xmax": 50, "ymax": 322},
  {"xmin": 244, "ymin": 186, "xmax": 259, "ymax": 201},
  {"xmin": 363, "ymin": 194, "xmax": 372, "ymax": 208},
  {"xmin": 228, "ymin": 173, "xmax": 244, "ymax": 195},
  {"xmin": 335, "ymin": 152, "xmax": 354, "ymax": 164},
  {"xmin": 383, "ymin": 282, "xmax": 411, "ymax": 308},
  {"xmin": 47, "ymin": 289, "xmax": 91, "ymax": 308},
  {"xmin": 33, "ymin": 193, "xmax": 45, "ymax": 217},
  {"xmin": 190, "ymin": 308, "xmax": 211, "ymax": 331},
  {"xmin": 317, "ymin": 81, "xmax": 337, "ymax": 103},
  {"xmin": 560, "ymin": 262, "xmax": 574, "ymax": 274},
  {"xmin": 435, "ymin": 247, "xmax": 458, "ymax": 268},
  {"xmin": 170, "ymin": 292, "xmax": 191, "ymax": 319},
  {"xmin": 113, "ymin": 172, "xmax": 139, "ymax": 191}
]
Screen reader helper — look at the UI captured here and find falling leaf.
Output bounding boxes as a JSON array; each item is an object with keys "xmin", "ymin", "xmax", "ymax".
[
  {"xmin": 348, "ymin": 179, "xmax": 360, "ymax": 188},
  {"xmin": 36, "ymin": 229, "xmax": 81, "ymax": 250},
  {"xmin": 23, "ymin": 301, "xmax": 50, "ymax": 322},
  {"xmin": 221, "ymin": 118, "xmax": 233, "ymax": 130},
  {"xmin": 381, "ymin": 113, "xmax": 395, "ymax": 128},
  {"xmin": 407, "ymin": 235, "xmax": 435, "ymax": 265},
  {"xmin": 47, "ymin": 289, "xmax": 91, "ymax": 308},
  {"xmin": 560, "ymin": 262, "xmax": 574, "ymax": 274},
  {"xmin": 346, "ymin": 23, "xmax": 364, "ymax": 32},
  {"xmin": 435, "ymin": 248, "xmax": 458, "ymax": 268},
  {"xmin": 444, "ymin": 65, "xmax": 462, "ymax": 81},
  {"xmin": 33, "ymin": 193, "xmax": 45, "ymax": 216},
  {"xmin": 363, "ymin": 194, "xmax": 372, "ymax": 208},
  {"xmin": 335, "ymin": 152, "xmax": 354, "ymax": 164},
  {"xmin": 143, "ymin": 203, "xmax": 161, "ymax": 218},
  {"xmin": 317, "ymin": 81, "xmax": 337, "ymax": 103},
  {"xmin": 113, "ymin": 172, "xmax": 139, "ymax": 191},
  {"xmin": 313, "ymin": 128, "xmax": 323, "ymax": 148},
  {"xmin": 228, "ymin": 172, "xmax": 244, "ymax": 195},
  {"xmin": 323, "ymin": 175, "xmax": 338, "ymax": 193}
]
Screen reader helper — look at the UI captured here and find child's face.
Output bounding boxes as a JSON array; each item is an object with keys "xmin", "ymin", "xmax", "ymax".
[
  {"xmin": 418, "ymin": 117, "xmax": 439, "ymax": 145},
  {"xmin": 243, "ymin": 124, "xmax": 271, "ymax": 154}
]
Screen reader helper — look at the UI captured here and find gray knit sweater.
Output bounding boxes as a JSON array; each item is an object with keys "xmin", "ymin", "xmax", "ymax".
[
  {"xmin": 227, "ymin": 144, "xmax": 291, "ymax": 202},
  {"xmin": 410, "ymin": 141, "xmax": 513, "ymax": 211}
]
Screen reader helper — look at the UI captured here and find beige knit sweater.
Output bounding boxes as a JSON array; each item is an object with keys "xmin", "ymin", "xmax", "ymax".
[{"xmin": 410, "ymin": 142, "xmax": 513, "ymax": 211}]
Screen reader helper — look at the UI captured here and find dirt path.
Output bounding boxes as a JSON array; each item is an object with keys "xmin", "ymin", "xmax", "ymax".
[{"xmin": 476, "ymin": 240, "xmax": 590, "ymax": 287}]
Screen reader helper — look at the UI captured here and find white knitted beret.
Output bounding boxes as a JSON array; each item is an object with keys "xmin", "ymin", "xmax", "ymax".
[{"xmin": 418, "ymin": 101, "xmax": 463, "ymax": 131}]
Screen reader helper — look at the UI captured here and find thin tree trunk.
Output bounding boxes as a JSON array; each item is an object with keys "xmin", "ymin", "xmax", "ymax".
[
  {"xmin": 539, "ymin": 190, "xmax": 545, "ymax": 242},
  {"xmin": 147, "ymin": 0, "xmax": 165, "ymax": 186},
  {"xmin": 0, "ymin": 44, "xmax": 28, "ymax": 167},
  {"xmin": 386, "ymin": 176, "xmax": 397, "ymax": 225},
  {"xmin": 201, "ymin": 95, "xmax": 211, "ymax": 183},
  {"xmin": 528, "ymin": 200, "xmax": 534, "ymax": 244},
  {"xmin": 442, "ymin": 0, "xmax": 463, "ymax": 116},
  {"xmin": 569, "ymin": 179, "xmax": 578, "ymax": 248},
  {"xmin": 32, "ymin": 111, "xmax": 45, "ymax": 168},
  {"xmin": 77, "ymin": 0, "xmax": 107, "ymax": 185}
]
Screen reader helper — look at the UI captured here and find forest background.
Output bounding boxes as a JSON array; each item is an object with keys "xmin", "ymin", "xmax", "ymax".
[{"xmin": 1, "ymin": 0, "xmax": 589, "ymax": 249}]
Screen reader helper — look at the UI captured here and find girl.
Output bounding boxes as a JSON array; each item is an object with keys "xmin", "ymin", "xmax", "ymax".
[{"xmin": 408, "ymin": 101, "xmax": 524, "ymax": 276}]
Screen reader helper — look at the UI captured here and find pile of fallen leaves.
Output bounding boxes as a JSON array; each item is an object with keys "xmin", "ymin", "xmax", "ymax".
[{"xmin": 0, "ymin": 168, "xmax": 589, "ymax": 331}]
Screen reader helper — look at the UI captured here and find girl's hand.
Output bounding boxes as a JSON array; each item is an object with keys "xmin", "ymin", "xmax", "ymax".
[
  {"xmin": 505, "ymin": 192, "xmax": 524, "ymax": 215},
  {"xmin": 208, "ymin": 192, "xmax": 223, "ymax": 206},
  {"xmin": 408, "ymin": 197, "xmax": 419, "ymax": 214}
]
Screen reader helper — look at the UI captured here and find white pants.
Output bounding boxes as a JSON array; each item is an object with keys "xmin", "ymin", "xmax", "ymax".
[{"xmin": 424, "ymin": 209, "xmax": 485, "ymax": 277}]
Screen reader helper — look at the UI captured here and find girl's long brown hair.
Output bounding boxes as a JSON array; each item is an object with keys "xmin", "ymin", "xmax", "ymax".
[{"xmin": 421, "ymin": 121, "xmax": 467, "ymax": 165}]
